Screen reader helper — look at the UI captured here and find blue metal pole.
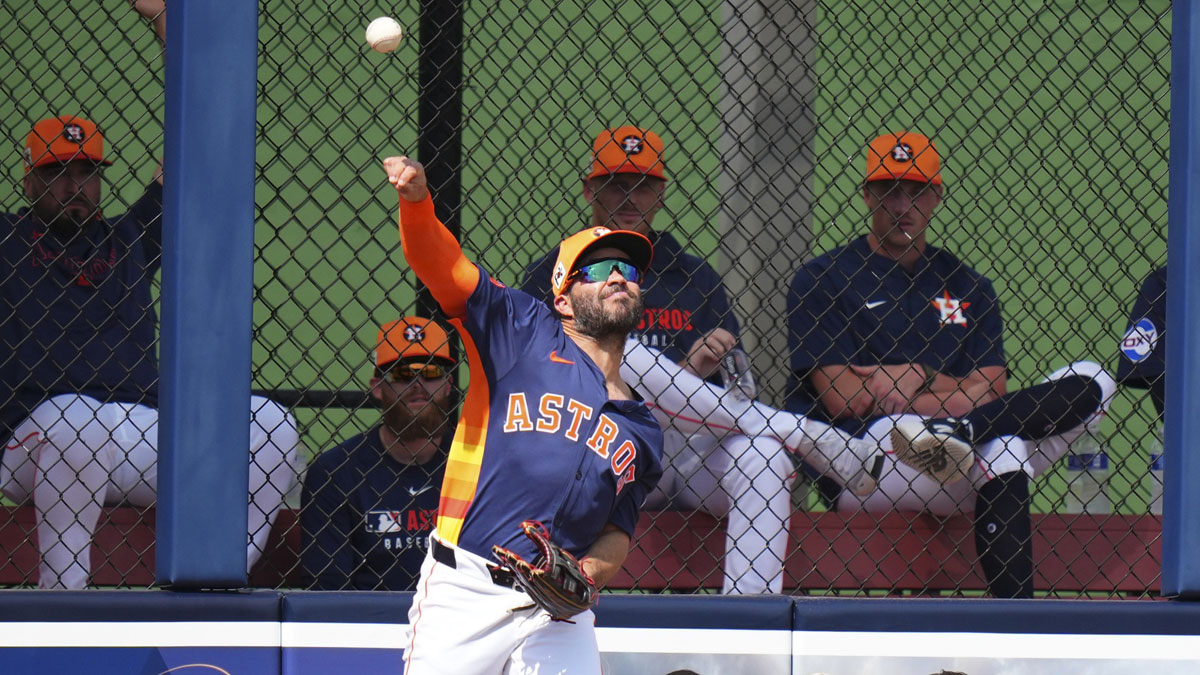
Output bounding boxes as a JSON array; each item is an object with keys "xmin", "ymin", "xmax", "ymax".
[
  {"xmin": 1164, "ymin": 0, "xmax": 1200, "ymax": 598},
  {"xmin": 157, "ymin": 1, "xmax": 257, "ymax": 587}
]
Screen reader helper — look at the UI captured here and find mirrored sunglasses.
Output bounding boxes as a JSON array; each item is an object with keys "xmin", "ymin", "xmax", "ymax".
[
  {"xmin": 570, "ymin": 258, "xmax": 642, "ymax": 285},
  {"xmin": 386, "ymin": 363, "xmax": 448, "ymax": 382}
]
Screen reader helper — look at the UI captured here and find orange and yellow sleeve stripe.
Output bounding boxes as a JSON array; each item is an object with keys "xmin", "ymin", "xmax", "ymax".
[
  {"xmin": 435, "ymin": 319, "xmax": 488, "ymax": 543},
  {"xmin": 394, "ymin": 196, "xmax": 488, "ymax": 542}
]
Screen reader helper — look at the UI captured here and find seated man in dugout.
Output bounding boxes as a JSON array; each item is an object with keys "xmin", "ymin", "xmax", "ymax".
[
  {"xmin": 785, "ymin": 130, "xmax": 1116, "ymax": 598},
  {"xmin": 301, "ymin": 317, "xmax": 456, "ymax": 591},
  {"xmin": 521, "ymin": 125, "xmax": 899, "ymax": 594},
  {"xmin": 0, "ymin": 1, "xmax": 300, "ymax": 588}
]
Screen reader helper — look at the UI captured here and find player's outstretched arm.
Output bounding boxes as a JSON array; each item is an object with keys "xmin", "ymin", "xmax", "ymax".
[{"xmin": 383, "ymin": 156, "xmax": 479, "ymax": 317}]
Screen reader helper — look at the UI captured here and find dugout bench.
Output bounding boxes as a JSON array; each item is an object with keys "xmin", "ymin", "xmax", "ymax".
[{"xmin": 0, "ymin": 505, "xmax": 1163, "ymax": 595}]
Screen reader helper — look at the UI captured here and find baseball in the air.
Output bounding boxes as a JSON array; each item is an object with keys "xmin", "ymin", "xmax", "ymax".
[{"xmin": 365, "ymin": 17, "xmax": 404, "ymax": 53}]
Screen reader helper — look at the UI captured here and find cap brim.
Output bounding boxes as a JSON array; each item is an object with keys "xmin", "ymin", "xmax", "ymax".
[
  {"xmin": 864, "ymin": 171, "xmax": 941, "ymax": 186},
  {"xmin": 587, "ymin": 164, "xmax": 667, "ymax": 181},
  {"xmin": 578, "ymin": 230, "xmax": 654, "ymax": 273},
  {"xmin": 379, "ymin": 353, "xmax": 456, "ymax": 369},
  {"xmin": 30, "ymin": 153, "xmax": 113, "ymax": 169}
]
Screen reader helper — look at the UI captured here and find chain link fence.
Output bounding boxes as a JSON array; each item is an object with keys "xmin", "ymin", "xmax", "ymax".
[{"xmin": 0, "ymin": 0, "xmax": 1170, "ymax": 597}]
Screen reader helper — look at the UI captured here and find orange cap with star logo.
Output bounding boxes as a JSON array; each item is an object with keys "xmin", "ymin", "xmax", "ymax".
[
  {"xmin": 587, "ymin": 126, "xmax": 667, "ymax": 181},
  {"xmin": 865, "ymin": 131, "xmax": 941, "ymax": 185},
  {"xmin": 25, "ymin": 116, "xmax": 114, "ymax": 172},
  {"xmin": 375, "ymin": 317, "xmax": 456, "ymax": 368},
  {"xmin": 550, "ymin": 226, "xmax": 653, "ymax": 297}
]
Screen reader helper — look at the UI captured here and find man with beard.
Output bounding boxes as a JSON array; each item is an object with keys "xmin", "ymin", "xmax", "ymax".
[
  {"xmin": 384, "ymin": 155, "xmax": 663, "ymax": 673},
  {"xmin": 300, "ymin": 317, "xmax": 456, "ymax": 590},
  {"xmin": 0, "ymin": 1, "xmax": 301, "ymax": 589}
]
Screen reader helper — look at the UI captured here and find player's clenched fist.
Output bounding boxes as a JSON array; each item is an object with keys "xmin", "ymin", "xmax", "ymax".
[{"xmin": 383, "ymin": 156, "xmax": 429, "ymax": 202}]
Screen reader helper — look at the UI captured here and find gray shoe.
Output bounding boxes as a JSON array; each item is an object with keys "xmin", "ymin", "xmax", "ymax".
[
  {"xmin": 813, "ymin": 427, "xmax": 885, "ymax": 496},
  {"xmin": 889, "ymin": 419, "xmax": 974, "ymax": 484}
]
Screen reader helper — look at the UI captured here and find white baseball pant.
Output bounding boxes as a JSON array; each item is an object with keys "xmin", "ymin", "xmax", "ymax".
[
  {"xmin": 622, "ymin": 339, "xmax": 793, "ymax": 594},
  {"xmin": 620, "ymin": 339, "xmax": 854, "ymax": 479},
  {"xmin": 1, "ymin": 394, "xmax": 301, "ymax": 589},
  {"xmin": 404, "ymin": 532, "xmax": 601, "ymax": 674},
  {"xmin": 837, "ymin": 361, "xmax": 1117, "ymax": 515},
  {"xmin": 643, "ymin": 430, "xmax": 792, "ymax": 594}
]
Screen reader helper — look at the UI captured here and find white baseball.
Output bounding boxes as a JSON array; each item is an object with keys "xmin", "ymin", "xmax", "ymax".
[{"xmin": 365, "ymin": 17, "xmax": 404, "ymax": 53}]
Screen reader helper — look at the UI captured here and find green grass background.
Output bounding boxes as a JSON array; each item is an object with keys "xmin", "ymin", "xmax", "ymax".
[{"xmin": 1, "ymin": 0, "xmax": 1170, "ymax": 516}]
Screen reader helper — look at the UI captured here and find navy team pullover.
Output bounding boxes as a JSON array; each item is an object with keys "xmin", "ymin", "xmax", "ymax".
[{"xmin": 0, "ymin": 182, "xmax": 163, "ymax": 439}]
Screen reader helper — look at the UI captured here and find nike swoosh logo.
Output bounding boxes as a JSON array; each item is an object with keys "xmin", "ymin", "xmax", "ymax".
[
  {"xmin": 549, "ymin": 350, "xmax": 575, "ymax": 365},
  {"xmin": 407, "ymin": 485, "xmax": 435, "ymax": 497},
  {"xmin": 865, "ymin": 300, "xmax": 886, "ymax": 309}
]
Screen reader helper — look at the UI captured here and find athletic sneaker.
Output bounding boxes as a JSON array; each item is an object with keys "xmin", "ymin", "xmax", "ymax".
[
  {"xmin": 889, "ymin": 418, "xmax": 974, "ymax": 484},
  {"xmin": 811, "ymin": 427, "xmax": 886, "ymax": 497},
  {"xmin": 765, "ymin": 414, "xmax": 884, "ymax": 496}
]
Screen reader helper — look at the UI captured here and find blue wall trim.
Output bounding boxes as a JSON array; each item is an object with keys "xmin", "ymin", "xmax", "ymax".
[
  {"xmin": 159, "ymin": 2, "xmax": 258, "ymax": 586},
  {"xmin": 1165, "ymin": 0, "xmax": 1200, "ymax": 598}
]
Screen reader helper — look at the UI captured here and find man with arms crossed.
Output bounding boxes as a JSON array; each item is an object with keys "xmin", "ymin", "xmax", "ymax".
[
  {"xmin": 384, "ymin": 155, "xmax": 662, "ymax": 673},
  {"xmin": 787, "ymin": 131, "xmax": 1114, "ymax": 597}
]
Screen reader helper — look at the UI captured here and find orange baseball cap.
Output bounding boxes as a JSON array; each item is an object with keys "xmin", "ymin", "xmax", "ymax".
[
  {"xmin": 586, "ymin": 126, "xmax": 667, "ymax": 180},
  {"xmin": 865, "ymin": 131, "xmax": 941, "ymax": 185},
  {"xmin": 550, "ymin": 226, "xmax": 654, "ymax": 297},
  {"xmin": 24, "ymin": 116, "xmax": 113, "ymax": 172},
  {"xmin": 375, "ymin": 317, "xmax": 455, "ymax": 368}
]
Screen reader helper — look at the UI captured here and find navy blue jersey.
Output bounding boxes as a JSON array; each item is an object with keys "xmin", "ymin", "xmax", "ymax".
[
  {"xmin": 1117, "ymin": 265, "xmax": 1166, "ymax": 414},
  {"xmin": 438, "ymin": 268, "xmax": 664, "ymax": 562},
  {"xmin": 786, "ymin": 236, "xmax": 1006, "ymax": 432},
  {"xmin": 521, "ymin": 230, "xmax": 739, "ymax": 363},
  {"xmin": 300, "ymin": 426, "xmax": 446, "ymax": 591},
  {"xmin": 0, "ymin": 182, "xmax": 163, "ymax": 438}
]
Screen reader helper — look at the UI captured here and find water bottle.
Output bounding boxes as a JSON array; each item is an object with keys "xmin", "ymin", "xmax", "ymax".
[
  {"xmin": 1062, "ymin": 430, "xmax": 1110, "ymax": 514},
  {"xmin": 1148, "ymin": 423, "xmax": 1164, "ymax": 516},
  {"xmin": 719, "ymin": 347, "xmax": 757, "ymax": 401}
]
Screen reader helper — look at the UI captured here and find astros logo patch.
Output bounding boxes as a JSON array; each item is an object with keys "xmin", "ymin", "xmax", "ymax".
[
  {"xmin": 552, "ymin": 261, "xmax": 568, "ymax": 291},
  {"xmin": 621, "ymin": 135, "xmax": 644, "ymax": 155},
  {"xmin": 891, "ymin": 143, "xmax": 913, "ymax": 162},
  {"xmin": 62, "ymin": 124, "xmax": 86, "ymax": 144},
  {"xmin": 404, "ymin": 324, "xmax": 426, "ymax": 343},
  {"xmin": 931, "ymin": 290, "xmax": 970, "ymax": 327}
]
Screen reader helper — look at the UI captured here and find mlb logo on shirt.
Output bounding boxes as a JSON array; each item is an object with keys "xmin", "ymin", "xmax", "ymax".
[
  {"xmin": 366, "ymin": 510, "xmax": 405, "ymax": 533},
  {"xmin": 1121, "ymin": 317, "xmax": 1158, "ymax": 363}
]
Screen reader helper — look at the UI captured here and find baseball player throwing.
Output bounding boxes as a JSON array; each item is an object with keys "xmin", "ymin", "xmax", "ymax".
[{"xmin": 384, "ymin": 156, "xmax": 663, "ymax": 673}]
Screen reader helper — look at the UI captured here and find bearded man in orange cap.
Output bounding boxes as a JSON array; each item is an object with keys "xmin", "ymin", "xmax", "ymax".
[{"xmin": 0, "ymin": 2, "xmax": 300, "ymax": 589}]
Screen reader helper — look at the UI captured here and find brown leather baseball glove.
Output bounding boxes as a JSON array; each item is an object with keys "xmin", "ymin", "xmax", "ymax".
[{"xmin": 492, "ymin": 520, "xmax": 597, "ymax": 622}]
